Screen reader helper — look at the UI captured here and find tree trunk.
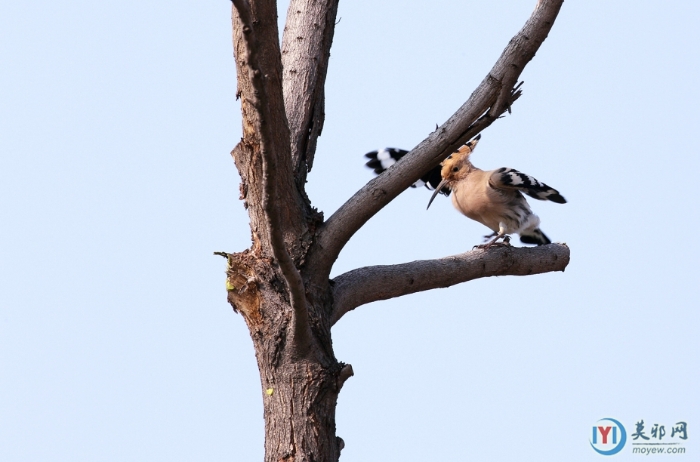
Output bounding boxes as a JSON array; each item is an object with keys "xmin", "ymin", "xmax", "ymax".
[
  {"xmin": 224, "ymin": 1, "xmax": 568, "ymax": 460},
  {"xmin": 224, "ymin": 251, "xmax": 344, "ymax": 462}
]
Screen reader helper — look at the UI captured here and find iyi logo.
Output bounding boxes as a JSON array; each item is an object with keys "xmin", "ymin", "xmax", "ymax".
[{"xmin": 590, "ymin": 418, "xmax": 627, "ymax": 456}]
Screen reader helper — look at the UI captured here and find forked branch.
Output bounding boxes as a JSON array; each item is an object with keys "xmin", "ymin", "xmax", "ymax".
[
  {"xmin": 331, "ymin": 244, "xmax": 570, "ymax": 325},
  {"xmin": 281, "ymin": 0, "xmax": 340, "ymax": 183},
  {"xmin": 232, "ymin": 0, "xmax": 311, "ymax": 351},
  {"xmin": 306, "ymin": 0, "xmax": 565, "ymax": 284}
]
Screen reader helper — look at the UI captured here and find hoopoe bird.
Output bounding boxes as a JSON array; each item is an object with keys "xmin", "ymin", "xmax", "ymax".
[{"xmin": 364, "ymin": 134, "xmax": 566, "ymax": 247}]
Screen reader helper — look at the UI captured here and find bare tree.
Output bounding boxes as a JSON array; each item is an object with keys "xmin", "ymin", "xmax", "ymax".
[{"xmin": 222, "ymin": 0, "xmax": 568, "ymax": 460}]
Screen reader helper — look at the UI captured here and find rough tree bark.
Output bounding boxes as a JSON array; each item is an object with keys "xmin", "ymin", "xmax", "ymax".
[{"xmin": 223, "ymin": 0, "xmax": 568, "ymax": 460}]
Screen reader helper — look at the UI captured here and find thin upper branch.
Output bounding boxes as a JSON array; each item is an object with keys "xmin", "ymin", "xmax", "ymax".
[
  {"xmin": 281, "ymin": 0, "xmax": 340, "ymax": 183},
  {"xmin": 305, "ymin": 0, "xmax": 564, "ymax": 284},
  {"xmin": 232, "ymin": 0, "xmax": 311, "ymax": 352},
  {"xmin": 331, "ymin": 244, "xmax": 570, "ymax": 325}
]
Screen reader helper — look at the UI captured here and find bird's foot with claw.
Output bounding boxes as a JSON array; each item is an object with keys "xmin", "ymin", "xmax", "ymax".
[{"xmin": 474, "ymin": 236, "xmax": 511, "ymax": 250}]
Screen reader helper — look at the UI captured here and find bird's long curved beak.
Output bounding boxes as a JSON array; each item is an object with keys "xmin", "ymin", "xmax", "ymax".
[{"xmin": 426, "ymin": 178, "xmax": 449, "ymax": 210}]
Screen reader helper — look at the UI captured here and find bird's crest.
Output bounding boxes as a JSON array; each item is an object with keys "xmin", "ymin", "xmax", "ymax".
[{"xmin": 439, "ymin": 135, "xmax": 481, "ymax": 182}]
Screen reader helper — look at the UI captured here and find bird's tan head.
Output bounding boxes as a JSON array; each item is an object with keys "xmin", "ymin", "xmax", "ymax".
[
  {"xmin": 440, "ymin": 137, "xmax": 479, "ymax": 181},
  {"xmin": 427, "ymin": 135, "xmax": 481, "ymax": 209}
]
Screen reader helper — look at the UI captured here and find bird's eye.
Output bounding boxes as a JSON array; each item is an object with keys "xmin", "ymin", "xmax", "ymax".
[{"xmin": 452, "ymin": 167, "xmax": 459, "ymax": 172}]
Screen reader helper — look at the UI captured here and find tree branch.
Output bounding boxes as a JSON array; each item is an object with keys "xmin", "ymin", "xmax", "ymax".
[
  {"xmin": 330, "ymin": 244, "xmax": 570, "ymax": 325},
  {"xmin": 305, "ymin": 0, "xmax": 564, "ymax": 284},
  {"xmin": 232, "ymin": 0, "xmax": 312, "ymax": 353},
  {"xmin": 281, "ymin": 0, "xmax": 340, "ymax": 184}
]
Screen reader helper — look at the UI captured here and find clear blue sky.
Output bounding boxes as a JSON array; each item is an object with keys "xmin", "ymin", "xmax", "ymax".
[{"xmin": 1, "ymin": 1, "xmax": 698, "ymax": 460}]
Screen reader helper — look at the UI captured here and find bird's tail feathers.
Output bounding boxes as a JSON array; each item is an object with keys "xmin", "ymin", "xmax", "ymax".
[
  {"xmin": 364, "ymin": 148, "xmax": 448, "ymax": 194},
  {"xmin": 519, "ymin": 228, "xmax": 551, "ymax": 246}
]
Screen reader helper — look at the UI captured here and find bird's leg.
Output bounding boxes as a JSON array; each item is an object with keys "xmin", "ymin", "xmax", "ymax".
[
  {"xmin": 476, "ymin": 225, "xmax": 511, "ymax": 250},
  {"xmin": 475, "ymin": 233, "xmax": 497, "ymax": 249}
]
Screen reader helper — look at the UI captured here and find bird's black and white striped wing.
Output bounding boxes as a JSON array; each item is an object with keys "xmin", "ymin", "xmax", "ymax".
[
  {"xmin": 364, "ymin": 148, "xmax": 448, "ymax": 195},
  {"xmin": 489, "ymin": 168, "xmax": 567, "ymax": 204}
]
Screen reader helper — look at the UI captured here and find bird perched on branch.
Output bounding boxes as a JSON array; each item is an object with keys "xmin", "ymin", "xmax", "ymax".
[{"xmin": 364, "ymin": 134, "xmax": 566, "ymax": 247}]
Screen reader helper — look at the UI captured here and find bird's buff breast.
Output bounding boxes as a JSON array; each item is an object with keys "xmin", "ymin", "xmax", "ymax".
[{"xmin": 451, "ymin": 183, "xmax": 501, "ymax": 232}]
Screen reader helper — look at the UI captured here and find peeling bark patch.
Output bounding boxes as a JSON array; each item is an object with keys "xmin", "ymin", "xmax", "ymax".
[
  {"xmin": 371, "ymin": 188, "xmax": 387, "ymax": 200},
  {"xmin": 225, "ymin": 251, "xmax": 263, "ymax": 327},
  {"xmin": 239, "ymin": 182, "xmax": 249, "ymax": 209}
]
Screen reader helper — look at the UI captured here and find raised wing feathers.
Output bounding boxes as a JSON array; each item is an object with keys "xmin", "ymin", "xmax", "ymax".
[{"xmin": 489, "ymin": 167, "xmax": 566, "ymax": 204}]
